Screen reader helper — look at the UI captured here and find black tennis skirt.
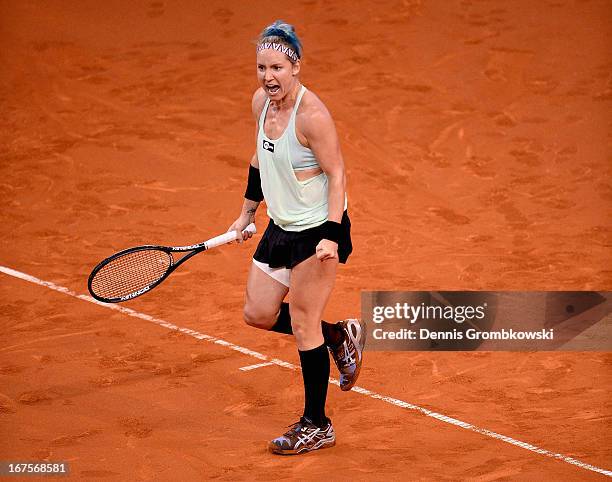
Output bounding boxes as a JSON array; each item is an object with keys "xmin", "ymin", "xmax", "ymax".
[{"xmin": 253, "ymin": 210, "xmax": 353, "ymax": 269}]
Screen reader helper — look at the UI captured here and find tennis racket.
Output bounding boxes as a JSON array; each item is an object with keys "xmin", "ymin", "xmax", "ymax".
[{"xmin": 88, "ymin": 224, "xmax": 256, "ymax": 303}]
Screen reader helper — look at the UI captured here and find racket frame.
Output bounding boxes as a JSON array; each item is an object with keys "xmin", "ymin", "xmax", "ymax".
[{"xmin": 87, "ymin": 224, "xmax": 255, "ymax": 303}]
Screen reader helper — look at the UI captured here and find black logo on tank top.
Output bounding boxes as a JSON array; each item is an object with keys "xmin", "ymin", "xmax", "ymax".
[{"xmin": 262, "ymin": 140, "xmax": 275, "ymax": 153}]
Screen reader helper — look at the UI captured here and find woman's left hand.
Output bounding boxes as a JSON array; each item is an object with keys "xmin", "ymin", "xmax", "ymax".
[{"xmin": 316, "ymin": 239, "xmax": 338, "ymax": 261}]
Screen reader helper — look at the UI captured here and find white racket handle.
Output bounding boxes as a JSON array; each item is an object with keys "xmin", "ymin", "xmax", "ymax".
[{"xmin": 204, "ymin": 223, "xmax": 257, "ymax": 250}]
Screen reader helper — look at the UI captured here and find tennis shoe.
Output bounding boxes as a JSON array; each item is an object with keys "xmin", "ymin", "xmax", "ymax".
[
  {"xmin": 329, "ymin": 318, "xmax": 366, "ymax": 391},
  {"xmin": 268, "ymin": 417, "xmax": 335, "ymax": 455}
]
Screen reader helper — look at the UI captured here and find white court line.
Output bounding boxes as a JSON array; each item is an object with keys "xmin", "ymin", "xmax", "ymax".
[
  {"xmin": 1, "ymin": 265, "xmax": 610, "ymax": 478},
  {"xmin": 239, "ymin": 361, "xmax": 275, "ymax": 371},
  {"xmin": 0, "ymin": 329, "xmax": 102, "ymax": 352}
]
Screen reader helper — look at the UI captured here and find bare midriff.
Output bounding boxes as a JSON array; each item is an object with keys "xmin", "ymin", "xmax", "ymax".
[{"xmin": 294, "ymin": 166, "xmax": 322, "ymax": 181}]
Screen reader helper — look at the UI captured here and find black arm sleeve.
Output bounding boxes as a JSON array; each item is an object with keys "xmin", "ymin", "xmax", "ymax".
[{"xmin": 245, "ymin": 165, "xmax": 264, "ymax": 202}]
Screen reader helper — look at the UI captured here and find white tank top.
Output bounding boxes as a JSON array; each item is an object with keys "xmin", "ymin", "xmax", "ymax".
[{"xmin": 257, "ymin": 85, "xmax": 330, "ymax": 232}]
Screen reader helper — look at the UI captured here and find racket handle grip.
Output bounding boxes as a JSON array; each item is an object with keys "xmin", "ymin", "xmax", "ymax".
[{"xmin": 204, "ymin": 223, "xmax": 257, "ymax": 250}]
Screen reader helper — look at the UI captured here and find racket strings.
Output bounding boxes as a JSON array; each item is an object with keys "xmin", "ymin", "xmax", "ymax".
[{"xmin": 90, "ymin": 249, "xmax": 173, "ymax": 300}]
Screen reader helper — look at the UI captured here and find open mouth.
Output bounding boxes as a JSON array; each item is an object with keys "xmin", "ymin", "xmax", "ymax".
[{"xmin": 266, "ymin": 85, "xmax": 280, "ymax": 95}]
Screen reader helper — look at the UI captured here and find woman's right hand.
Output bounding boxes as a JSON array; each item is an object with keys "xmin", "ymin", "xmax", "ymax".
[{"xmin": 227, "ymin": 213, "xmax": 255, "ymax": 243}]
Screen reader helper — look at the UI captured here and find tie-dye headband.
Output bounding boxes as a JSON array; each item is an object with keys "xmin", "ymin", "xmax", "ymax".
[{"xmin": 256, "ymin": 42, "xmax": 299, "ymax": 62}]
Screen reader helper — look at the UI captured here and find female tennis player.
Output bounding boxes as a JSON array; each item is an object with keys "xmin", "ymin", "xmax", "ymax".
[{"xmin": 227, "ymin": 20, "xmax": 366, "ymax": 455}]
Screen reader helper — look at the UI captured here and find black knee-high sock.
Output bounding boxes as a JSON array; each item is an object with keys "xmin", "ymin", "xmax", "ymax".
[
  {"xmin": 299, "ymin": 343, "xmax": 330, "ymax": 427},
  {"xmin": 271, "ymin": 303, "xmax": 345, "ymax": 347},
  {"xmin": 270, "ymin": 302, "xmax": 293, "ymax": 334},
  {"xmin": 321, "ymin": 320, "xmax": 345, "ymax": 347}
]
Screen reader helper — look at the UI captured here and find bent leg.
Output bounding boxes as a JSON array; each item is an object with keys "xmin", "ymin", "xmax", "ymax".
[{"xmin": 244, "ymin": 261, "xmax": 289, "ymax": 330}]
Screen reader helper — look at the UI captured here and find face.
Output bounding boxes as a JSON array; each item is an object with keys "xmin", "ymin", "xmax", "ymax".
[{"xmin": 256, "ymin": 47, "xmax": 300, "ymax": 101}]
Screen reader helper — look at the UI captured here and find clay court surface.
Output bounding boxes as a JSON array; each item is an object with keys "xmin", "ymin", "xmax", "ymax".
[{"xmin": 1, "ymin": 0, "xmax": 611, "ymax": 480}]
